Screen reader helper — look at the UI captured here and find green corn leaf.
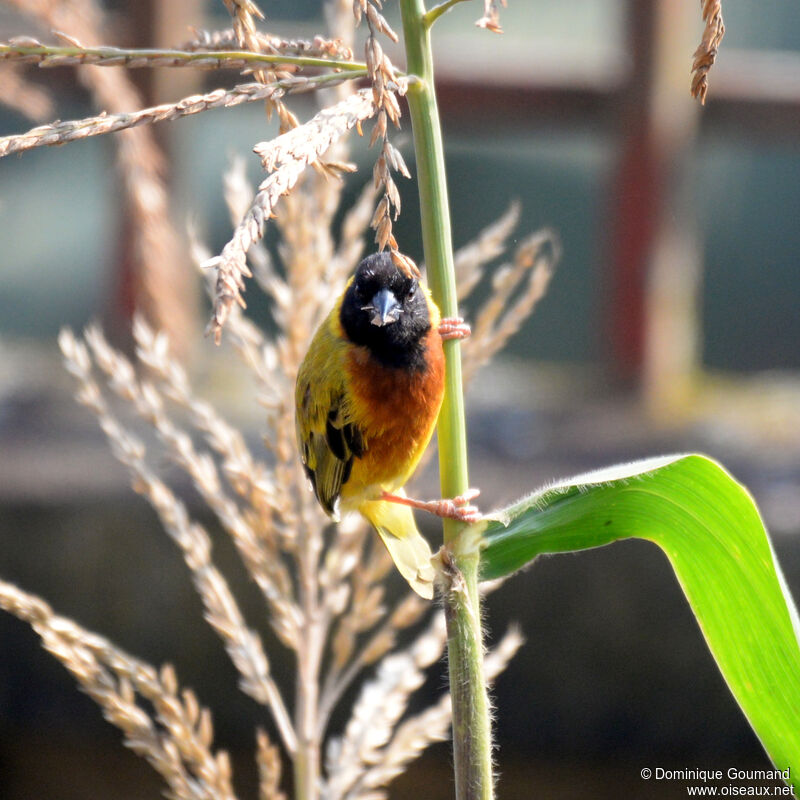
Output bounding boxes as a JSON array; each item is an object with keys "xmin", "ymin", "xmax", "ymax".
[{"xmin": 479, "ymin": 454, "xmax": 800, "ymax": 776}]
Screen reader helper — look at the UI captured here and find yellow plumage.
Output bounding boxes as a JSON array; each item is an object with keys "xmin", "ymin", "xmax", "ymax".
[{"xmin": 295, "ymin": 273, "xmax": 445, "ymax": 599}]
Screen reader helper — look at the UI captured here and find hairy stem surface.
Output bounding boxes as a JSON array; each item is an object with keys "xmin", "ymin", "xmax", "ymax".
[{"xmin": 399, "ymin": 1, "xmax": 494, "ymax": 798}]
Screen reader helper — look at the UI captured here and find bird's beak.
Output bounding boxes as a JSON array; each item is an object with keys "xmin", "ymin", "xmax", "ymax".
[{"xmin": 364, "ymin": 288, "xmax": 402, "ymax": 327}]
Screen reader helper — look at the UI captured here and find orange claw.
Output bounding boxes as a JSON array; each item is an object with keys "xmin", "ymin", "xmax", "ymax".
[
  {"xmin": 381, "ymin": 488, "xmax": 482, "ymax": 523},
  {"xmin": 438, "ymin": 317, "xmax": 471, "ymax": 341}
]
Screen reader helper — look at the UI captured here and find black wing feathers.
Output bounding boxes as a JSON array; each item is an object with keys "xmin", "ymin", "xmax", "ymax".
[
  {"xmin": 300, "ymin": 394, "xmax": 366, "ymax": 516},
  {"xmin": 326, "ymin": 411, "xmax": 347, "ymax": 461}
]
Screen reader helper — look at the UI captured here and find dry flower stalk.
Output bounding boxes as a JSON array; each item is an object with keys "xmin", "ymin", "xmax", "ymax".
[
  {"xmin": 323, "ymin": 615, "xmax": 448, "ymax": 799},
  {"xmin": 0, "ymin": 74, "xmax": 360, "ymax": 159},
  {"xmin": 0, "ymin": 3, "xmax": 556, "ymax": 797},
  {"xmin": 185, "ymin": 28, "xmax": 354, "ymax": 63},
  {"xmin": 222, "ymin": 0, "xmax": 266, "ymax": 53},
  {"xmin": 206, "ymin": 90, "xmax": 377, "ymax": 343},
  {"xmin": 221, "ymin": 0, "xmax": 299, "ymax": 132},
  {"xmin": 475, "ymin": 0, "xmax": 507, "ymax": 33},
  {"xmin": 59, "ymin": 326, "xmax": 297, "ymax": 753},
  {"xmin": 453, "ymin": 201, "xmax": 521, "ymax": 301},
  {"xmin": 258, "ymin": 728, "xmax": 289, "ymax": 800},
  {"xmin": 462, "ymin": 228, "xmax": 561, "ymax": 383},
  {"xmin": 355, "ymin": 0, "xmax": 418, "ymax": 277},
  {"xmin": 0, "ymin": 36, "xmax": 359, "ymax": 72},
  {"xmin": 691, "ymin": 0, "xmax": 725, "ymax": 104},
  {"xmin": 0, "ymin": 578, "xmax": 239, "ymax": 800}
]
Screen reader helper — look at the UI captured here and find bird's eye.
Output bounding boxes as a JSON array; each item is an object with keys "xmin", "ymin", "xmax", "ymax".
[{"xmin": 407, "ymin": 281, "xmax": 417, "ymax": 298}]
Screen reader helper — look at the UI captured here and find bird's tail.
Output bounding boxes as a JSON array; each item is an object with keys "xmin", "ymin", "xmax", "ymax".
[{"xmin": 360, "ymin": 494, "xmax": 435, "ymax": 599}]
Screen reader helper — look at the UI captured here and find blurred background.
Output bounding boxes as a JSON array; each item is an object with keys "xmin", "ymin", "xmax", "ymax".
[{"xmin": 1, "ymin": 0, "xmax": 799, "ymax": 797}]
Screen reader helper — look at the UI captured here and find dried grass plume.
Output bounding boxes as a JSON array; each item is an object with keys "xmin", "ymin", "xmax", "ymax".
[
  {"xmin": 0, "ymin": 2, "xmax": 561, "ymax": 797},
  {"xmin": 691, "ymin": 0, "xmax": 725, "ymax": 104}
]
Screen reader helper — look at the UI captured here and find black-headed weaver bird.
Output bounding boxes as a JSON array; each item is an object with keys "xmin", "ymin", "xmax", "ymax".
[{"xmin": 295, "ymin": 253, "xmax": 477, "ymax": 598}]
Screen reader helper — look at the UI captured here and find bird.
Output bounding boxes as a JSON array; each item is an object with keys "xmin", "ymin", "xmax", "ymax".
[{"xmin": 295, "ymin": 252, "xmax": 477, "ymax": 598}]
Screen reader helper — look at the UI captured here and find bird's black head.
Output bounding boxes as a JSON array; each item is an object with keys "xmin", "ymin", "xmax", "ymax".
[{"xmin": 340, "ymin": 253, "xmax": 432, "ymax": 370}]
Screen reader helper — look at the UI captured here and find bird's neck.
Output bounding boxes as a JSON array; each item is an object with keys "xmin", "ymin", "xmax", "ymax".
[{"xmin": 361, "ymin": 328, "xmax": 430, "ymax": 371}]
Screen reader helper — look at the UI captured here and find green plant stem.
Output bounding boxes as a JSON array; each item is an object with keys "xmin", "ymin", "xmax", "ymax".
[
  {"xmin": 424, "ymin": 0, "xmax": 472, "ymax": 28},
  {"xmin": 399, "ymin": 1, "xmax": 494, "ymax": 798},
  {"xmin": 399, "ymin": 6, "xmax": 467, "ymax": 519},
  {"xmin": 0, "ymin": 43, "xmax": 365, "ymax": 73}
]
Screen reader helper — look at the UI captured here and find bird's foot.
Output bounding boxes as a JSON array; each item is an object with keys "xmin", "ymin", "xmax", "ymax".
[
  {"xmin": 438, "ymin": 317, "xmax": 471, "ymax": 341},
  {"xmin": 381, "ymin": 488, "xmax": 482, "ymax": 523}
]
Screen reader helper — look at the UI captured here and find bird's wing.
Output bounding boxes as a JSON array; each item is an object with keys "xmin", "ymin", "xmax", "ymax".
[{"xmin": 295, "ymin": 316, "xmax": 364, "ymax": 518}]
